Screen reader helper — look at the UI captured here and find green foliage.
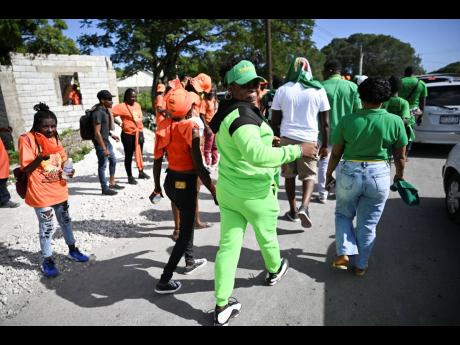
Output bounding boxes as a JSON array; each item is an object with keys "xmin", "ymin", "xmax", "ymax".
[
  {"xmin": 0, "ymin": 19, "xmax": 79, "ymax": 65},
  {"xmin": 431, "ymin": 61, "xmax": 460, "ymax": 74},
  {"xmin": 321, "ymin": 33, "xmax": 425, "ymax": 78},
  {"xmin": 137, "ymin": 91, "xmax": 153, "ymax": 113},
  {"xmin": 59, "ymin": 128, "xmax": 74, "ymax": 139},
  {"xmin": 70, "ymin": 145, "xmax": 92, "ymax": 163},
  {"xmin": 7, "ymin": 149, "xmax": 18, "ymax": 165}
]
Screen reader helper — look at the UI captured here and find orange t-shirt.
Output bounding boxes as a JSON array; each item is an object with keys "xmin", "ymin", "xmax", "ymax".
[
  {"xmin": 112, "ymin": 102, "xmax": 144, "ymax": 135},
  {"xmin": 190, "ymin": 92, "xmax": 202, "ymax": 116},
  {"xmin": 69, "ymin": 90, "xmax": 81, "ymax": 105},
  {"xmin": 155, "ymin": 94, "xmax": 166, "ymax": 125},
  {"xmin": 0, "ymin": 139, "xmax": 9, "ymax": 179},
  {"xmin": 203, "ymin": 98, "xmax": 217, "ymax": 124},
  {"xmin": 154, "ymin": 119, "xmax": 198, "ymax": 171},
  {"xmin": 19, "ymin": 132, "xmax": 68, "ymax": 208}
]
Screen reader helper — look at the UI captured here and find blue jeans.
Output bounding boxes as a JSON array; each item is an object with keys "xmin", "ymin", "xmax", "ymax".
[
  {"xmin": 93, "ymin": 139, "xmax": 116, "ymax": 191},
  {"xmin": 335, "ymin": 161, "xmax": 390, "ymax": 269},
  {"xmin": 34, "ymin": 201, "xmax": 76, "ymax": 258}
]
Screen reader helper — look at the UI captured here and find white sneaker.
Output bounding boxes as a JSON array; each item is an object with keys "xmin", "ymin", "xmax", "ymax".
[{"xmin": 214, "ymin": 297, "xmax": 242, "ymax": 326}]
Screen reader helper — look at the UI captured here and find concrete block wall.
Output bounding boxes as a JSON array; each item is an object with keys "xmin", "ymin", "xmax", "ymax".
[{"xmin": 0, "ymin": 53, "xmax": 119, "ymax": 147}]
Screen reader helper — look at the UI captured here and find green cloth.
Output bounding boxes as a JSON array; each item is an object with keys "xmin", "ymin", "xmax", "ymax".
[
  {"xmin": 285, "ymin": 57, "xmax": 323, "ymax": 90},
  {"xmin": 331, "ymin": 108, "xmax": 408, "ymax": 161},
  {"xmin": 400, "ymin": 77, "xmax": 428, "ymax": 108},
  {"xmin": 390, "ymin": 179, "xmax": 420, "ymax": 206},
  {"xmin": 384, "ymin": 96, "xmax": 415, "ymax": 141},
  {"xmin": 215, "ymin": 107, "xmax": 301, "ymax": 199},
  {"xmin": 225, "ymin": 60, "xmax": 266, "ymax": 85},
  {"xmin": 320, "ymin": 74, "xmax": 362, "ymax": 140}
]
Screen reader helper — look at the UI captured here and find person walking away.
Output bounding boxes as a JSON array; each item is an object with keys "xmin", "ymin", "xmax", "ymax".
[
  {"xmin": 92, "ymin": 90, "xmax": 124, "ymax": 195},
  {"xmin": 0, "ymin": 130, "xmax": 19, "ymax": 208},
  {"xmin": 384, "ymin": 76, "xmax": 413, "ymax": 162},
  {"xmin": 18, "ymin": 103, "xmax": 90, "ymax": 277},
  {"xmin": 326, "ymin": 77, "xmax": 407, "ymax": 277},
  {"xmin": 152, "ymin": 87, "xmax": 217, "ymax": 293},
  {"xmin": 112, "ymin": 88, "xmax": 150, "ymax": 185},
  {"xmin": 317, "ymin": 60, "xmax": 361, "ymax": 203},
  {"xmin": 210, "ymin": 60, "xmax": 319, "ymax": 326},
  {"xmin": 399, "ymin": 66, "xmax": 428, "ymax": 159},
  {"xmin": 271, "ymin": 57, "xmax": 330, "ymax": 227}
]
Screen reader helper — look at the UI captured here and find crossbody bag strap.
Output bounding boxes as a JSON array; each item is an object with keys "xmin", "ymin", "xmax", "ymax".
[{"xmin": 125, "ymin": 103, "xmax": 140, "ymax": 130}]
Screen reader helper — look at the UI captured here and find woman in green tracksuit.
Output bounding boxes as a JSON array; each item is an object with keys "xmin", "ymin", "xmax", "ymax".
[{"xmin": 209, "ymin": 60, "xmax": 318, "ymax": 326}]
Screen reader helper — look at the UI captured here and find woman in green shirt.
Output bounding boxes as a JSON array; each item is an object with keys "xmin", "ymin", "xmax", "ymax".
[{"xmin": 326, "ymin": 77, "xmax": 408, "ymax": 276}]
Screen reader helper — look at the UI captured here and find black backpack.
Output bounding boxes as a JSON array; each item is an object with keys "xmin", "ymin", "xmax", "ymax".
[{"xmin": 79, "ymin": 106, "xmax": 97, "ymax": 140}]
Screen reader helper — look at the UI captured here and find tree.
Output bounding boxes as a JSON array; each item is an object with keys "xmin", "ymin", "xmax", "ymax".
[
  {"xmin": 78, "ymin": 19, "xmax": 235, "ymax": 98},
  {"xmin": 0, "ymin": 19, "xmax": 79, "ymax": 65},
  {"xmin": 431, "ymin": 61, "xmax": 460, "ymax": 74},
  {"xmin": 321, "ymin": 33, "xmax": 425, "ymax": 78},
  {"xmin": 214, "ymin": 19, "xmax": 324, "ymax": 82}
]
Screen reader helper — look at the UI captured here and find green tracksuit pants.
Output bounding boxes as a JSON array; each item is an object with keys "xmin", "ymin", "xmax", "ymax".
[{"xmin": 214, "ymin": 184, "xmax": 282, "ymax": 307}]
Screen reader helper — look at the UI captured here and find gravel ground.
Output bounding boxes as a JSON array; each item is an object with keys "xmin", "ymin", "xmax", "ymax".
[{"xmin": 0, "ymin": 127, "xmax": 168, "ymax": 320}]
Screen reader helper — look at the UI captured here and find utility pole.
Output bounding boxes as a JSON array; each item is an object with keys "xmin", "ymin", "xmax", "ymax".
[
  {"xmin": 265, "ymin": 19, "xmax": 273, "ymax": 89},
  {"xmin": 359, "ymin": 44, "xmax": 364, "ymax": 75}
]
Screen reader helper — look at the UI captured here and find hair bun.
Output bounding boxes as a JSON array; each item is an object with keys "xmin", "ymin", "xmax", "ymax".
[{"xmin": 33, "ymin": 102, "xmax": 49, "ymax": 112}]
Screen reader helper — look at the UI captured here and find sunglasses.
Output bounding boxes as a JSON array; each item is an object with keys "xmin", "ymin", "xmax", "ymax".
[{"xmin": 238, "ymin": 80, "xmax": 260, "ymax": 89}]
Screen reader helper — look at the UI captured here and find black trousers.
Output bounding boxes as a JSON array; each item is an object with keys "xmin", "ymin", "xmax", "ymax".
[
  {"xmin": 121, "ymin": 131, "xmax": 144, "ymax": 177},
  {"xmin": 160, "ymin": 171, "xmax": 197, "ymax": 283},
  {"xmin": 0, "ymin": 178, "xmax": 11, "ymax": 205}
]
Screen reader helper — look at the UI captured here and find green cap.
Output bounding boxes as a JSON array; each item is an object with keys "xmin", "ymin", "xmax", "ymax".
[{"xmin": 226, "ymin": 60, "xmax": 267, "ymax": 85}]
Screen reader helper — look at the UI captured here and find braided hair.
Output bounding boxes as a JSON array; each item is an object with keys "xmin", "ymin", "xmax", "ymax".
[
  {"xmin": 123, "ymin": 88, "xmax": 136, "ymax": 102},
  {"xmin": 31, "ymin": 102, "xmax": 59, "ymax": 140}
]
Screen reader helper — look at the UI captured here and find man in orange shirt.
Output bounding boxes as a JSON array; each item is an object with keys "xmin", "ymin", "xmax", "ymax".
[
  {"xmin": 112, "ymin": 88, "xmax": 150, "ymax": 184},
  {"xmin": 0, "ymin": 128, "xmax": 19, "ymax": 208},
  {"xmin": 18, "ymin": 103, "xmax": 90, "ymax": 277},
  {"xmin": 69, "ymin": 84, "xmax": 82, "ymax": 105}
]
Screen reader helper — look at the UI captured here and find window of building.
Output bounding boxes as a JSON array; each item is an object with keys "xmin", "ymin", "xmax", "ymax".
[{"xmin": 58, "ymin": 72, "xmax": 82, "ymax": 106}]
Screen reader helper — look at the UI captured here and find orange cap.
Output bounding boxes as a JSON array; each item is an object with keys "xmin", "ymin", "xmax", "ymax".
[
  {"xmin": 156, "ymin": 83, "xmax": 166, "ymax": 93},
  {"xmin": 190, "ymin": 73, "xmax": 212, "ymax": 93},
  {"xmin": 165, "ymin": 88, "xmax": 193, "ymax": 117}
]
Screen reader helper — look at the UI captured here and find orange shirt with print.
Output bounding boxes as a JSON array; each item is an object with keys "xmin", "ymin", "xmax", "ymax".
[
  {"xmin": 19, "ymin": 133, "xmax": 68, "ymax": 208},
  {"xmin": 0, "ymin": 139, "xmax": 9, "ymax": 179},
  {"xmin": 154, "ymin": 119, "xmax": 198, "ymax": 171},
  {"xmin": 155, "ymin": 94, "xmax": 166, "ymax": 125},
  {"xmin": 112, "ymin": 102, "xmax": 144, "ymax": 135}
]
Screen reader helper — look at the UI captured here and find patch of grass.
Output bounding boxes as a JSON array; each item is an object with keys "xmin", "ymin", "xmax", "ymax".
[
  {"xmin": 59, "ymin": 128, "xmax": 74, "ymax": 139},
  {"xmin": 70, "ymin": 145, "xmax": 92, "ymax": 163}
]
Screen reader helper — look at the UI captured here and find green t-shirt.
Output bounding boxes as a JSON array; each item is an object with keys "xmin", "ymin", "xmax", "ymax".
[
  {"xmin": 215, "ymin": 107, "xmax": 301, "ymax": 199},
  {"xmin": 331, "ymin": 108, "xmax": 408, "ymax": 161},
  {"xmin": 320, "ymin": 75, "xmax": 361, "ymax": 141},
  {"xmin": 384, "ymin": 96, "xmax": 415, "ymax": 141},
  {"xmin": 400, "ymin": 77, "xmax": 428, "ymax": 109}
]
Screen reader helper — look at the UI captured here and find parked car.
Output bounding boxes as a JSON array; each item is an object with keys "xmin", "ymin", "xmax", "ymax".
[
  {"xmin": 413, "ymin": 79, "xmax": 460, "ymax": 144},
  {"xmin": 417, "ymin": 73, "xmax": 460, "ymax": 84},
  {"xmin": 442, "ymin": 143, "xmax": 460, "ymax": 223}
]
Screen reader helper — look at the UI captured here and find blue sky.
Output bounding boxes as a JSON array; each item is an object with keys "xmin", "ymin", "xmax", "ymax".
[{"xmin": 64, "ymin": 19, "xmax": 460, "ymax": 73}]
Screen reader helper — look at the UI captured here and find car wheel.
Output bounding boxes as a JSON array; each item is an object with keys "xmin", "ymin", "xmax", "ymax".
[{"xmin": 445, "ymin": 172, "xmax": 460, "ymax": 223}]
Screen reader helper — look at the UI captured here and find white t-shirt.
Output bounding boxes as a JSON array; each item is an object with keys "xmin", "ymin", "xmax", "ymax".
[
  {"xmin": 189, "ymin": 116, "xmax": 205, "ymax": 137},
  {"xmin": 272, "ymin": 81, "xmax": 330, "ymax": 142}
]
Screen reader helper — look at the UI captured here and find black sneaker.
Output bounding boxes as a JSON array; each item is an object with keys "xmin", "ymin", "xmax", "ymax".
[
  {"xmin": 265, "ymin": 257, "xmax": 289, "ymax": 286},
  {"xmin": 214, "ymin": 297, "xmax": 242, "ymax": 326},
  {"xmin": 184, "ymin": 258, "xmax": 207, "ymax": 275},
  {"xmin": 102, "ymin": 188, "xmax": 118, "ymax": 196},
  {"xmin": 297, "ymin": 206, "xmax": 312, "ymax": 228},
  {"xmin": 154, "ymin": 279, "xmax": 182, "ymax": 294},
  {"xmin": 138, "ymin": 171, "xmax": 150, "ymax": 179},
  {"xmin": 109, "ymin": 183, "xmax": 125, "ymax": 190},
  {"xmin": 128, "ymin": 176, "xmax": 138, "ymax": 185}
]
